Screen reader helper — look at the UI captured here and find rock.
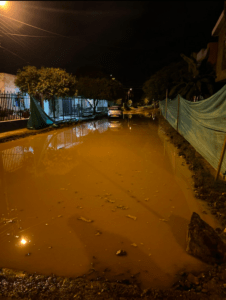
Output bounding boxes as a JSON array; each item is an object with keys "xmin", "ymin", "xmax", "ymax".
[
  {"xmin": 215, "ymin": 228, "xmax": 223, "ymax": 234},
  {"xmin": 186, "ymin": 212, "xmax": 226, "ymax": 264},
  {"xmin": 116, "ymin": 250, "xmax": 127, "ymax": 256},
  {"xmin": 187, "ymin": 273, "xmax": 199, "ymax": 285}
]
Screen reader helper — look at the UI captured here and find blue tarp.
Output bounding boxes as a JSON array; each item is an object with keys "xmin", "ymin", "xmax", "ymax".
[
  {"xmin": 27, "ymin": 96, "xmax": 58, "ymax": 130},
  {"xmin": 159, "ymin": 85, "xmax": 226, "ymax": 175}
]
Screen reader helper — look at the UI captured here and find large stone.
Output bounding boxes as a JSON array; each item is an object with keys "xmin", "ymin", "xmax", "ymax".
[{"xmin": 186, "ymin": 212, "xmax": 226, "ymax": 264}]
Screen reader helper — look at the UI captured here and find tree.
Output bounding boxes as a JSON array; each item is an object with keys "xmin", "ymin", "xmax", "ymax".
[
  {"xmin": 143, "ymin": 97, "xmax": 149, "ymax": 105},
  {"xmin": 128, "ymin": 99, "xmax": 132, "ymax": 107},
  {"xmin": 15, "ymin": 66, "xmax": 77, "ymax": 109},
  {"xmin": 143, "ymin": 54, "xmax": 218, "ymax": 101},
  {"xmin": 76, "ymin": 77, "xmax": 124, "ymax": 114}
]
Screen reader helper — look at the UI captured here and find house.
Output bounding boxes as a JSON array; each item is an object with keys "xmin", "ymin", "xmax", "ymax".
[
  {"xmin": 0, "ymin": 73, "xmax": 30, "ymax": 113},
  {"xmin": 0, "ymin": 73, "xmax": 20, "ymax": 93},
  {"xmin": 212, "ymin": 7, "xmax": 226, "ymax": 82}
]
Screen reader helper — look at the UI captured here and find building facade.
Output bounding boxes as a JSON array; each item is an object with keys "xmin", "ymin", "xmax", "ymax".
[{"xmin": 212, "ymin": 8, "xmax": 226, "ymax": 82}]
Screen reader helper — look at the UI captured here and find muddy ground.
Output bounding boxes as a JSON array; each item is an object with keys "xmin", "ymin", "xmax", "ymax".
[{"xmin": 1, "ymin": 110, "xmax": 226, "ymax": 299}]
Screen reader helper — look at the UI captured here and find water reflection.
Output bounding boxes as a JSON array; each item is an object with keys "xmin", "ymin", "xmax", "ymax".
[{"xmin": 0, "ymin": 119, "xmax": 110, "ymax": 174}]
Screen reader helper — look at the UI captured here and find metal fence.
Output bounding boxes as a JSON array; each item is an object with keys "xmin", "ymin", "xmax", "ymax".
[
  {"xmin": 0, "ymin": 93, "xmax": 108, "ymax": 122},
  {"xmin": 48, "ymin": 97, "xmax": 108, "ymax": 121},
  {"xmin": 0, "ymin": 92, "xmax": 30, "ymax": 121}
]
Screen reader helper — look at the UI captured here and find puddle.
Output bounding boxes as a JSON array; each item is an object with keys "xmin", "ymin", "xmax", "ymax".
[{"xmin": 0, "ymin": 116, "xmax": 219, "ymax": 289}]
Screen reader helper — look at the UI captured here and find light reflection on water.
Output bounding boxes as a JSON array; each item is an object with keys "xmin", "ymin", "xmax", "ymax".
[{"xmin": 0, "ymin": 115, "xmax": 216, "ymax": 289}]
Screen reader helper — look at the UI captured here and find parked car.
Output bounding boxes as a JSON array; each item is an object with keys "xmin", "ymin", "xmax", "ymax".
[{"xmin": 108, "ymin": 106, "xmax": 123, "ymax": 118}]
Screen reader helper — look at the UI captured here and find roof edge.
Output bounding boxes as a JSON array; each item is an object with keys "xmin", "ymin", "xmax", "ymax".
[{"xmin": 212, "ymin": 10, "xmax": 224, "ymax": 36}]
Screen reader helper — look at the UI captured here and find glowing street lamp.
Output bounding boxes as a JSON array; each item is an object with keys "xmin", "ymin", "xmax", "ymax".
[{"xmin": 0, "ymin": 1, "xmax": 6, "ymax": 6}]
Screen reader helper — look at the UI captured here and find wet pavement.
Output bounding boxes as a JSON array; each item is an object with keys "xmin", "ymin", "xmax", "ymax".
[{"xmin": 0, "ymin": 114, "xmax": 220, "ymax": 290}]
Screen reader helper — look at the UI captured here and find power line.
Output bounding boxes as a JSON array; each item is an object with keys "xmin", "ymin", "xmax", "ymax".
[
  {"xmin": 0, "ymin": 45, "xmax": 29, "ymax": 63},
  {"xmin": 0, "ymin": 13, "xmax": 68, "ymax": 38},
  {"xmin": 3, "ymin": 33, "xmax": 60, "ymax": 38},
  {"xmin": 0, "ymin": 13, "xmax": 135, "ymax": 50}
]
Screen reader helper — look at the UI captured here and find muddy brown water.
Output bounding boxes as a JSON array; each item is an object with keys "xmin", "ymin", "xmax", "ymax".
[{"xmin": 0, "ymin": 115, "xmax": 219, "ymax": 289}]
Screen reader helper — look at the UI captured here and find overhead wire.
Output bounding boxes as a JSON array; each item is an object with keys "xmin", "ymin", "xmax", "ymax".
[
  {"xmin": 0, "ymin": 45, "xmax": 30, "ymax": 63},
  {"xmin": 0, "ymin": 12, "xmax": 134, "ymax": 50}
]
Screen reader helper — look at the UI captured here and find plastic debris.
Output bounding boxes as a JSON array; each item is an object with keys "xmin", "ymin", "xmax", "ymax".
[
  {"xmin": 116, "ymin": 205, "xmax": 129, "ymax": 210},
  {"xmin": 106, "ymin": 200, "xmax": 115, "ymax": 203},
  {"xmin": 127, "ymin": 215, "xmax": 137, "ymax": 220},
  {"xmin": 116, "ymin": 250, "xmax": 127, "ymax": 256},
  {"xmin": 15, "ymin": 236, "xmax": 19, "ymax": 238},
  {"xmin": 78, "ymin": 217, "xmax": 93, "ymax": 223},
  {"xmin": 95, "ymin": 231, "xmax": 102, "ymax": 236}
]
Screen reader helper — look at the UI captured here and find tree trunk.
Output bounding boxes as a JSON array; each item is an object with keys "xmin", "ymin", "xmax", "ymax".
[{"xmin": 93, "ymin": 99, "xmax": 96, "ymax": 114}]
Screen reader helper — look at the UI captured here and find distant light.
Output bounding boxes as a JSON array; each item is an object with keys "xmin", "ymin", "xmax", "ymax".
[
  {"xmin": 0, "ymin": 1, "xmax": 6, "ymax": 6},
  {"xmin": 21, "ymin": 238, "xmax": 27, "ymax": 245}
]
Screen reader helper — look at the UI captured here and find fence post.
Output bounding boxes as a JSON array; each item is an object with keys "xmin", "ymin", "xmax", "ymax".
[
  {"xmin": 165, "ymin": 89, "xmax": 168, "ymax": 119},
  {"xmin": 177, "ymin": 95, "xmax": 180, "ymax": 132},
  {"xmin": 215, "ymin": 135, "xmax": 226, "ymax": 181}
]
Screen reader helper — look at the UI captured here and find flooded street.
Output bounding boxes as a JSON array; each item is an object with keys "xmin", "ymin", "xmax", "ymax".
[{"xmin": 0, "ymin": 115, "xmax": 219, "ymax": 289}]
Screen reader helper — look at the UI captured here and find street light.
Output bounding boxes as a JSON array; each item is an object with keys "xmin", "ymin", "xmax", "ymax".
[{"xmin": 0, "ymin": 1, "xmax": 6, "ymax": 6}]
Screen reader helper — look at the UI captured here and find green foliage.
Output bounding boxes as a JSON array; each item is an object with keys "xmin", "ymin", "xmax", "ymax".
[
  {"xmin": 15, "ymin": 66, "xmax": 77, "ymax": 104},
  {"xmin": 142, "ymin": 60, "xmax": 188, "ymax": 101},
  {"xmin": 76, "ymin": 76, "xmax": 124, "ymax": 113},
  {"xmin": 143, "ymin": 54, "xmax": 217, "ymax": 101}
]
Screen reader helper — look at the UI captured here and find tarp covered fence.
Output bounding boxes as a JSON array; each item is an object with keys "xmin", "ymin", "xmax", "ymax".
[{"xmin": 159, "ymin": 85, "xmax": 226, "ymax": 177}]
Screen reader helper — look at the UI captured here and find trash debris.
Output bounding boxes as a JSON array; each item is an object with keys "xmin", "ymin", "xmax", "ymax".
[
  {"xmin": 127, "ymin": 215, "xmax": 137, "ymax": 220},
  {"xmin": 106, "ymin": 200, "xmax": 115, "ymax": 203},
  {"xmin": 45, "ymin": 223, "xmax": 49, "ymax": 226},
  {"xmin": 14, "ymin": 236, "xmax": 19, "ymax": 239},
  {"xmin": 57, "ymin": 215, "xmax": 63, "ymax": 218},
  {"xmin": 159, "ymin": 219, "xmax": 168, "ymax": 222},
  {"xmin": 131, "ymin": 243, "xmax": 137, "ymax": 247},
  {"xmin": 116, "ymin": 205, "xmax": 129, "ymax": 210},
  {"xmin": 25, "ymin": 253, "xmax": 31, "ymax": 256},
  {"xmin": 6, "ymin": 233, "xmax": 10, "ymax": 236},
  {"xmin": 116, "ymin": 250, "xmax": 127, "ymax": 256},
  {"xmin": 95, "ymin": 231, "xmax": 102, "ymax": 236},
  {"xmin": 48, "ymin": 246, "xmax": 53, "ymax": 249},
  {"xmin": 78, "ymin": 217, "xmax": 93, "ymax": 223}
]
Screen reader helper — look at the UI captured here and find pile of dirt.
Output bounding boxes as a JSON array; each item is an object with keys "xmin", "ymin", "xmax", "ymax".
[
  {"xmin": 2, "ymin": 264, "xmax": 226, "ymax": 299},
  {"xmin": 158, "ymin": 114, "xmax": 226, "ymax": 229}
]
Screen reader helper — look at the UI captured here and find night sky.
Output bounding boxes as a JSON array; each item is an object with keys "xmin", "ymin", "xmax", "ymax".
[{"xmin": 0, "ymin": 1, "xmax": 224, "ymax": 93}]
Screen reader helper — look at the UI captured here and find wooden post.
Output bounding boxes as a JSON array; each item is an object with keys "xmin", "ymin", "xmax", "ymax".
[
  {"xmin": 177, "ymin": 95, "xmax": 180, "ymax": 132},
  {"xmin": 215, "ymin": 135, "xmax": 226, "ymax": 181},
  {"xmin": 165, "ymin": 89, "xmax": 168, "ymax": 119}
]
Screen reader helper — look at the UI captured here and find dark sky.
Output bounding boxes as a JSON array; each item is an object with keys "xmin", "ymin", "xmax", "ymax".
[{"xmin": 0, "ymin": 1, "xmax": 224, "ymax": 91}]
